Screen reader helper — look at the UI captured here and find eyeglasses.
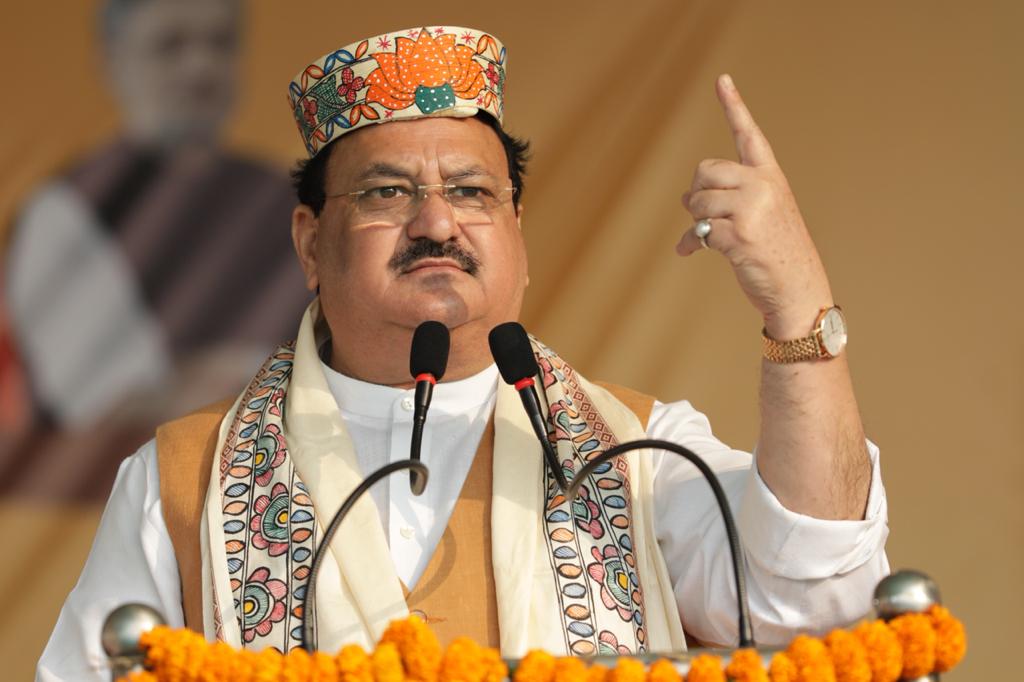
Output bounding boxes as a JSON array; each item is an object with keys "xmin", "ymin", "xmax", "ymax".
[{"xmin": 325, "ymin": 182, "xmax": 518, "ymax": 223}]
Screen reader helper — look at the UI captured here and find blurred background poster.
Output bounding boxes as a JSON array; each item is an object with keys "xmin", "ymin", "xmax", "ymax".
[{"xmin": 1, "ymin": 1, "xmax": 1021, "ymax": 679}]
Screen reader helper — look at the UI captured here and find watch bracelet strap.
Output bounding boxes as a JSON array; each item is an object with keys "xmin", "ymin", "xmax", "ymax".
[{"xmin": 761, "ymin": 329, "xmax": 822, "ymax": 363}]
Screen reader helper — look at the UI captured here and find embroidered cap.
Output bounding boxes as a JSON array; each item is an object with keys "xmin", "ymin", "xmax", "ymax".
[{"xmin": 288, "ymin": 26, "xmax": 507, "ymax": 157}]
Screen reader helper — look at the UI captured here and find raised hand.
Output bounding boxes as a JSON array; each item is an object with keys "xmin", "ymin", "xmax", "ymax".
[{"xmin": 676, "ymin": 74, "xmax": 832, "ymax": 341}]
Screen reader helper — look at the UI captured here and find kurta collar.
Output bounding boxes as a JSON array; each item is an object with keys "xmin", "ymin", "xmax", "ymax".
[{"xmin": 321, "ymin": 360, "xmax": 499, "ymax": 419}]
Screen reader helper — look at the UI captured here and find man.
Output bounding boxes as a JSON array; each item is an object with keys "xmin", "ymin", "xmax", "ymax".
[
  {"xmin": 38, "ymin": 26, "xmax": 887, "ymax": 680},
  {"xmin": 3, "ymin": 0, "xmax": 309, "ymax": 435}
]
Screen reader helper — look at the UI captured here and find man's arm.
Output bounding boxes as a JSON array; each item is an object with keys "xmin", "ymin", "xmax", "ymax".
[
  {"xmin": 647, "ymin": 400, "xmax": 888, "ymax": 647},
  {"xmin": 676, "ymin": 75, "xmax": 870, "ymax": 520}
]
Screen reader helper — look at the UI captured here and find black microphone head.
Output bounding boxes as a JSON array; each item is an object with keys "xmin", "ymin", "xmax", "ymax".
[
  {"xmin": 410, "ymin": 321, "xmax": 450, "ymax": 380},
  {"xmin": 488, "ymin": 322, "xmax": 539, "ymax": 384}
]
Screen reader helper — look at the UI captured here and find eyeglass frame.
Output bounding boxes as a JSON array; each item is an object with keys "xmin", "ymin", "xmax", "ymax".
[{"xmin": 323, "ymin": 181, "xmax": 520, "ymax": 222}]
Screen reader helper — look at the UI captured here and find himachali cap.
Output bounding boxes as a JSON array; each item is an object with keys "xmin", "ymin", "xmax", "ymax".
[{"xmin": 288, "ymin": 26, "xmax": 507, "ymax": 157}]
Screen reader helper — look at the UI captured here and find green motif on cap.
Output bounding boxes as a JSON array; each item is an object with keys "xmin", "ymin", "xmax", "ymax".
[{"xmin": 414, "ymin": 84, "xmax": 457, "ymax": 114}]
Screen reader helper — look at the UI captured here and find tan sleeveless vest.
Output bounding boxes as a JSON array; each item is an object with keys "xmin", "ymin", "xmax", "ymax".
[{"xmin": 156, "ymin": 382, "xmax": 654, "ymax": 648}]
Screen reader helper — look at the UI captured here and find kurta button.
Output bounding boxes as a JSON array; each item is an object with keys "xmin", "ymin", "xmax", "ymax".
[
  {"xmin": 401, "ymin": 397, "xmax": 414, "ymax": 411},
  {"xmin": 400, "ymin": 526, "xmax": 415, "ymax": 539}
]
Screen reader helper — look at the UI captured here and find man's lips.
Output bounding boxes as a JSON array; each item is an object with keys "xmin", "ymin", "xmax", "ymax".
[{"xmin": 403, "ymin": 258, "xmax": 468, "ymax": 274}]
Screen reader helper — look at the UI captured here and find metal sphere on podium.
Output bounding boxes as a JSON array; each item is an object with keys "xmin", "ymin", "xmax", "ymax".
[
  {"xmin": 101, "ymin": 603, "xmax": 165, "ymax": 680},
  {"xmin": 873, "ymin": 570, "xmax": 944, "ymax": 682}
]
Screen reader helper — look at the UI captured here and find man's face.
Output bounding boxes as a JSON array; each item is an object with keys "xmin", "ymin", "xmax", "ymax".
[
  {"xmin": 106, "ymin": 0, "xmax": 239, "ymax": 145},
  {"xmin": 306, "ymin": 117, "xmax": 528, "ymax": 343}
]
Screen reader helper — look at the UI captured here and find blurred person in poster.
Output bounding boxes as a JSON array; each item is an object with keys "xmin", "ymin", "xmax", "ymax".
[{"xmin": 0, "ymin": 0, "xmax": 309, "ymax": 493}]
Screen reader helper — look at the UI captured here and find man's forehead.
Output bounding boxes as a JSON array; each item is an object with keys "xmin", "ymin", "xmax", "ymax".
[{"xmin": 330, "ymin": 117, "xmax": 507, "ymax": 178}]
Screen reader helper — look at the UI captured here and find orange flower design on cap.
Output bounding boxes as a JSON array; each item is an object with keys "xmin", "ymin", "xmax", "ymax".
[{"xmin": 365, "ymin": 30, "xmax": 486, "ymax": 114}]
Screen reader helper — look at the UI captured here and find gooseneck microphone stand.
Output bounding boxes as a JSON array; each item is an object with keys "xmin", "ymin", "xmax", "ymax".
[
  {"xmin": 300, "ymin": 459, "xmax": 429, "ymax": 652},
  {"xmin": 563, "ymin": 439, "xmax": 755, "ymax": 649}
]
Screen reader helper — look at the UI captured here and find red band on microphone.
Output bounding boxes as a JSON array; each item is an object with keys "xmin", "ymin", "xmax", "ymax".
[
  {"xmin": 513, "ymin": 377, "xmax": 535, "ymax": 391},
  {"xmin": 414, "ymin": 373, "xmax": 437, "ymax": 385}
]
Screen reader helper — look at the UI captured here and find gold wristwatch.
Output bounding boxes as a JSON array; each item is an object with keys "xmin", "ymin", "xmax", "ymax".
[{"xmin": 762, "ymin": 305, "xmax": 847, "ymax": 363}]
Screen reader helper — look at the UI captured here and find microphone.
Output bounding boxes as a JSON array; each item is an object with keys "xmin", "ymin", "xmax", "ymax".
[
  {"xmin": 408, "ymin": 321, "xmax": 450, "ymax": 494},
  {"xmin": 487, "ymin": 322, "xmax": 570, "ymax": 492},
  {"xmin": 301, "ymin": 459, "xmax": 429, "ymax": 651},
  {"xmin": 563, "ymin": 439, "xmax": 755, "ymax": 648}
]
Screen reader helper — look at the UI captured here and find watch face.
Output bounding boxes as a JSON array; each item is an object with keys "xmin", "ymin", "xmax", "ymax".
[{"xmin": 820, "ymin": 307, "xmax": 847, "ymax": 357}]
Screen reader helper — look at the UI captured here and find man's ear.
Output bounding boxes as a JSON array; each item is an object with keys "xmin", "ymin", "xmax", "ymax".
[{"xmin": 291, "ymin": 204, "xmax": 320, "ymax": 291}]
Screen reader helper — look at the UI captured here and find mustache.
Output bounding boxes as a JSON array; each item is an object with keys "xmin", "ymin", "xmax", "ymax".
[{"xmin": 388, "ymin": 239, "xmax": 481, "ymax": 275}]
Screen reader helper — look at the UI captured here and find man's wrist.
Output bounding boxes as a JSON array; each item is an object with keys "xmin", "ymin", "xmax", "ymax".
[{"xmin": 762, "ymin": 304, "xmax": 846, "ymax": 363}]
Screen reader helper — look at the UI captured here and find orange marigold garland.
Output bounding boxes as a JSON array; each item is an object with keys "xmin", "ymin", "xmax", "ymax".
[
  {"xmin": 610, "ymin": 656, "xmax": 646, "ymax": 682},
  {"xmin": 724, "ymin": 648, "xmax": 767, "ymax": 682},
  {"xmin": 822, "ymin": 630, "xmax": 870, "ymax": 682},
  {"xmin": 373, "ymin": 642, "xmax": 407, "ymax": 682},
  {"xmin": 283, "ymin": 646, "xmax": 314, "ymax": 682},
  {"xmin": 513, "ymin": 649, "xmax": 556, "ymax": 682},
  {"xmin": 115, "ymin": 610, "xmax": 967, "ymax": 682},
  {"xmin": 684, "ymin": 654, "xmax": 724, "ymax": 682},
  {"xmin": 585, "ymin": 662, "xmax": 609, "ymax": 682},
  {"xmin": 440, "ymin": 637, "xmax": 487, "ymax": 682},
  {"xmin": 887, "ymin": 613, "xmax": 936, "ymax": 679},
  {"xmin": 768, "ymin": 651, "xmax": 797, "ymax": 682},
  {"xmin": 648, "ymin": 658, "xmax": 682, "ymax": 682},
  {"xmin": 786, "ymin": 635, "xmax": 837, "ymax": 682},
  {"xmin": 927, "ymin": 604, "xmax": 966, "ymax": 672},
  {"xmin": 308, "ymin": 649, "xmax": 340, "ymax": 682},
  {"xmin": 379, "ymin": 615, "xmax": 442, "ymax": 682},
  {"xmin": 852, "ymin": 620, "xmax": 901, "ymax": 682},
  {"xmin": 253, "ymin": 647, "xmax": 285, "ymax": 682},
  {"xmin": 338, "ymin": 643, "xmax": 374, "ymax": 682}
]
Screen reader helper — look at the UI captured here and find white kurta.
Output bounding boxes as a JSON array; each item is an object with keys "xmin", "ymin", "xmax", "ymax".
[{"xmin": 37, "ymin": 362, "xmax": 888, "ymax": 681}]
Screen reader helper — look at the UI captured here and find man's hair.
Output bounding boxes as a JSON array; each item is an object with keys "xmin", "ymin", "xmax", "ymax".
[{"xmin": 291, "ymin": 113, "xmax": 530, "ymax": 216}]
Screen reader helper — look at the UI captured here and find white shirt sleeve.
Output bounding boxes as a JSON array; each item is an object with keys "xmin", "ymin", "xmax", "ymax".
[
  {"xmin": 36, "ymin": 439, "xmax": 184, "ymax": 682},
  {"xmin": 646, "ymin": 399, "xmax": 889, "ymax": 647}
]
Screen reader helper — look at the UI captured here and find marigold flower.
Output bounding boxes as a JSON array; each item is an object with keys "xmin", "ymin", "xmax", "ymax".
[
  {"xmin": 768, "ymin": 652, "xmax": 796, "ymax": 682},
  {"xmin": 585, "ymin": 662, "xmax": 609, "ymax": 682},
  {"xmin": 852, "ymin": 621, "xmax": 901, "ymax": 682},
  {"xmin": 440, "ymin": 637, "xmax": 486, "ymax": 682},
  {"xmin": 513, "ymin": 650, "xmax": 556, "ymax": 682},
  {"xmin": 823, "ymin": 630, "xmax": 870, "ymax": 682},
  {"xmin": 252, "ymin": 647, "xmax": 285, "ymax": 682},
  {"xmin": 685, "ymin": 653, "xmax": 724, "ymax": 682},
  {"xmin": 311, "ymin": 650, "xmax": 341, "ymax": 682},
  {"xmin": 648, "ymin": 658, "xmax": 682, "ymax": 682},
  {"xmin": 338, "ymin": 643, "xmax": 374, "ymax": 682},
  {"xmin": 785, "ymin": 635, "xmax": 836, "ymax": 682},
  {"xmin": 609, "ymin": 657, "xmax": 646, "ymax": 682},
  {"xmin": 479, "ymin": 646, "xmax": 508, "ymax": 682},
  {"xmin": 380, "ymin": 616, "xmax": 442, "ymax": 682},
  {"xmin": 725, "ymin": 648, "xmax": 768, "ymax": 682},
  {"xmin": 197, "ymin": 640, "xmax": 240, "ymax": 680},
  {"xmin": 888, "ymin": 613, "xmax": 936, "ymax": 679},
  {"xmin": 553, "ymin": 656, "xmax": 588, "ymax": 682},
  {"xmin": 374, "ymin": 642, "xmax": 407, "ymax": 682},
  {"xmin": 927, "ymin": 605, "xmax": 966, "ymax": 672},
  {"xmin": 282, "ymin": 646, "xmax": 314, "ymax": 682}
]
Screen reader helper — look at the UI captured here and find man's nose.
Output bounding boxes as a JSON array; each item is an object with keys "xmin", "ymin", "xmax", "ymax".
[{"xmin": 405, "ymin": 190, "xmax": 461, "ymax": 242}]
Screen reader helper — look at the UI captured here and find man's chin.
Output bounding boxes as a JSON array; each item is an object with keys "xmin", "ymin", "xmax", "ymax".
[{"xmin": 398, "ymin": 287, "xmax": 473, "ymax": 330}]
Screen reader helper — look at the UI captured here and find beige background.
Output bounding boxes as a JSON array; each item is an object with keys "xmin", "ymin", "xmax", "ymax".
[{"xmin": 2, "ymin": 1, "xmax": 1021, "ymax": 679}]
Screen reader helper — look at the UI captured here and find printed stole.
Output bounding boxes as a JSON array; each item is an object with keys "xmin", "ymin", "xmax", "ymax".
[{"xmin": 193, "ymin": 332, "xmax": 678, "ymax": 655}]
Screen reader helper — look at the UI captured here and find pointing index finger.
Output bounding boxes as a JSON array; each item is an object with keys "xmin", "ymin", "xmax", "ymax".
[{"xmin": 716, "ymin": 74, "xmax": 776, "ymax": 167}]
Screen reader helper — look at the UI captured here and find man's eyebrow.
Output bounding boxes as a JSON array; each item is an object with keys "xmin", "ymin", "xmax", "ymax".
[
  {"xmin": 444, "ymin": 165, "xmax": 498, "ymax": 181},
  {"xmin": 354, "ymin": 163, "xmax": 415, "ymax": 182}
]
